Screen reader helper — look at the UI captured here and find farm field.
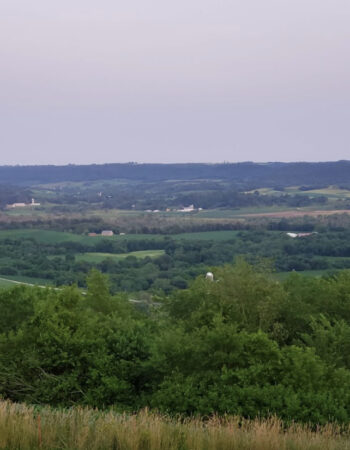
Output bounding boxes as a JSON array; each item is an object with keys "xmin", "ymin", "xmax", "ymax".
[
  {"xmin": 195, "ymin": 206, "xmax": 300, "ymax": 218},
  {"xmin": 195, "ymin": 206, "xmax": 350, "ymax": 220},
  {"xmin": 285, "ymin": 186, "xmax": 350, "ymax": 198}
]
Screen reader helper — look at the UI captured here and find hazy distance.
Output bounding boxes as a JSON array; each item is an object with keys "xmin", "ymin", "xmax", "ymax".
[{"xmin": 1, "ymin": 0, "xmax": 350, "ymax": 165}]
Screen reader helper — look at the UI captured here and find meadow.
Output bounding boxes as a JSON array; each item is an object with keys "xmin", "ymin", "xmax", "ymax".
[{"xmin": 0, "ymin": 400, "xmax": 349, "ymax": 450}]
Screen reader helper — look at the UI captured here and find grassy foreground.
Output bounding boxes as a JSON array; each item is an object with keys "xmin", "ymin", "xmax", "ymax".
[{"xmin": 0, "ymin": 401, "xmax": 349, "ymax": 450}]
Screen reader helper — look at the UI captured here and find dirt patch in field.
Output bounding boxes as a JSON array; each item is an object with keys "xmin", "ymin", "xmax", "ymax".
[{"xmin": 239, "ymin": 209, "xmax": 350, "ymax": 218}]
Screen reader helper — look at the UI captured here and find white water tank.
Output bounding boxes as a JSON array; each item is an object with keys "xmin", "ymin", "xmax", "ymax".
[{"xmin": 206, "ymin": 272, "xmax": 214, "ymax": 282}]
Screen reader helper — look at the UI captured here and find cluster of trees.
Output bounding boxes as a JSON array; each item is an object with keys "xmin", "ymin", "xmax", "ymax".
[
  {"xmin": 2, "ymin": 230, "xmax": 350, "ymax": 291},
  {"xmin": 2, "ymin": 264, "xmax": 350, "ymax": 424},
  {"xmin": 0, "ymin": 186, "xmax": 32, "ymax": 208},
  {"xmin": 3, "ymin": 211, "xmax": 350, "ymax": 237}
]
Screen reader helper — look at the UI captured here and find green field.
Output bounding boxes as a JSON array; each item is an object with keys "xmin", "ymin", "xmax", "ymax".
[
  {"xmin": 0, "ymin": 229, "xmax": 92, "ymax": 244},
  {"xmin": 75, "ymin": 250, "xmax": 165, "ymax": 263},
  {"xmin": 249, "ymin": 185, "xmax": 350, "ymax": 200},
  {"xmin": 0, "ymin": 278, "xmax": 19, "ymax": 288},
  {"xmin": 195, "ymin": 207, "xmax": 296, "ymax": 218},
  {"xmin": 0, "ymin": 275, "xmax": 51, "ymax": 289}
]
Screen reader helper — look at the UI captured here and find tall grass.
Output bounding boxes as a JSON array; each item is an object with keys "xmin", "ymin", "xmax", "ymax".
[{"xmin": 0, "ymin": 400, "xmax": 349, "ymax": 450}]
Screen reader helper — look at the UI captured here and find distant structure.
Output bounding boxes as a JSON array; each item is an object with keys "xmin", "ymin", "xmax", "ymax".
[
  {"xmin": 178, "ymin": 204, "xmax": 195, "ymax": 212},
  {"xmin": 7, "ymin": 203, "xmax": 27, "ymax": 209},
  {"xmin": 6, "ymin": 198, "xmax": 40, "ymax": 209},
  {"xmin": 88, "ymin": 233, "xmax": 98, "ymax": 237},
  {"xmin": 101, "ymin": 230, "xmax": 114, "ymax": 237},
  {"xmin": 206, "ymin": 272, "xmax": 214, "ymax": 282},
  {"xmin": 286, "ymin": 232, "xmax": 316, "ymax": 238}
]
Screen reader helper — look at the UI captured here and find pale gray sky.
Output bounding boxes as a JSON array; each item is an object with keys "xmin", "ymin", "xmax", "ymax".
[{"xmin": 1, "ymin": 0, "xmax": 350, "ymax": 164}]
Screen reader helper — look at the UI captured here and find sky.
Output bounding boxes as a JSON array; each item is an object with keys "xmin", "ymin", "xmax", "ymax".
[{"xmin": 1, "ymin": 0, "xmax": 350, "ymax": 165}]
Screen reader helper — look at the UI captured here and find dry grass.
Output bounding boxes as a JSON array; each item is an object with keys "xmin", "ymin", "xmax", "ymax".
[{"xmin": 0, "ymin": 400, "xmax": 349, "ymax": 449}]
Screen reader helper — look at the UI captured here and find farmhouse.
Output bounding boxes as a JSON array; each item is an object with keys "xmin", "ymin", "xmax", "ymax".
[
  {"xmin": 178, "ymin": 204, "xmax": 195, "ymax": 212},
  {"xmin": 101, "ymin": 230, "xmax": 114, "ymax": 236},
  {"xmin": 6, "ymin": 198, "xmax": 41, "ymax": 209}
]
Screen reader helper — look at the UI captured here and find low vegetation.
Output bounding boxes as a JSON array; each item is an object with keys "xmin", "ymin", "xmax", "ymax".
[
  {"xmin": 0, "ymin": 400, "xmax": 349, "ymax": 450},
  {"xmin": 2, "ymin": 264, "xmax": 350, "ymax": 426}
]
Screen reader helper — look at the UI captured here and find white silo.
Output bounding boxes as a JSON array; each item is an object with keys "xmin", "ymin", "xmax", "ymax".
[{"xmin": 206, "ymin": 272, "xmax": 214, "ymax": 282}]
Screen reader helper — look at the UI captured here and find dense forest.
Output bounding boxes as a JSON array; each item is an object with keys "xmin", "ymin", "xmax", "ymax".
[
  {"xmin": 0, "ymin": 161, "xmax": 350, "ymax": 188},
  {"xmin": 2, "ymin": 263, "xmax": 350, "ymax": 424},
  {"xmin": 0, "ymin": 185, "xmax": 32, "ymax": 208}
]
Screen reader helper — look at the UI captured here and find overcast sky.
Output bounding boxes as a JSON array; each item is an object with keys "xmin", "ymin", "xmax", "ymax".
[{"xmin": 1, "ymin": 0, "xmax": 350, "ymax": 165}]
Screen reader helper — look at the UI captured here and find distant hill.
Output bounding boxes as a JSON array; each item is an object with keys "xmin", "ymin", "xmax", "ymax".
[{"xmin": 1, "ymin": 161, "xmax": 350, "ymax": 188}]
